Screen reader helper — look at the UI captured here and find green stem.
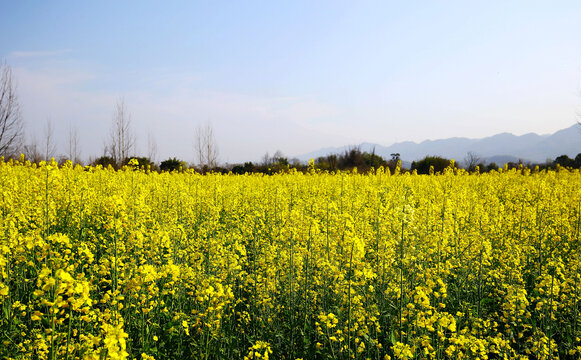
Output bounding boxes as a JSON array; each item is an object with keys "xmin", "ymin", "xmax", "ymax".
[
  {"xmin": 347, "ymin": 240, "xmax": 354, "ymax": 358},
  {"xmin": 65, "ymin": 306, "xmax": 72, "ymax": 360}
]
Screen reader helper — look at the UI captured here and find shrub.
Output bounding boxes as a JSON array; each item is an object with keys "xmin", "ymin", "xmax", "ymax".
[
  {"xmin": 160, "ymin": 157, "xmax": 185, "ymax": 172},
  {"xmin": 411, "ymin": 155, "xmax": 452, "ymax": 174}
]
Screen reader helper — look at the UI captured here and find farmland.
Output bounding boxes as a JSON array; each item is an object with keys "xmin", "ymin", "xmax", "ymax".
[{"xmin": 1, "ymin": 158, "xmax": 580, "ymax": 359}]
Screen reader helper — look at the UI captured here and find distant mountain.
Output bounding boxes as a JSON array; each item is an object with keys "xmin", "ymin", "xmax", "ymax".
[{"xmin": 296, "ymin": 124, "xmax": 581, "ymax": 165}]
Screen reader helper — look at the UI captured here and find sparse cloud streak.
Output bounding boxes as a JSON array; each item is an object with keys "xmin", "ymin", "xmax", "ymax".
[
  {"xmin": 9, "ymin": 49, "xmax": 72, "ymax": 58},
  {"xmin": 1, "ymin": 1, "xmax": 580, "ymax": 164}
]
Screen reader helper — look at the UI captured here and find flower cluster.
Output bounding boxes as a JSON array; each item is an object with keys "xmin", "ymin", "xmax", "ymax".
[{"xmin": 0, "ymin": 158, "xmax": 580, "ymax": 358}]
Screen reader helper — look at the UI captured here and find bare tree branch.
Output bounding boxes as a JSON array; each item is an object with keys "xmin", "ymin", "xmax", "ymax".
[
  {"xmin": 194, "ymin": 121, "xmax": 219, "ymax": 169},
  {"xmin": 43, "ymin": 118, "xmax": 57, "ymax": 161},
  {"xmin": 464, "ymin": 151, "xmax": 481, "ymax": 172},
  {"xmin": 147, "ymin": 131, "xmax": 158, "ymax": 163},
  {"xmin": 107, "ymin": 97, "xmax": 135, "ymax": 166},
  {"xmin": 68, "ymin": 123, "xmax": 81, "ymax": 164},
  {"xmin": 0, "ymin": 61, "xmax": 24, "ymax": 157},
  {"xmin": 23, "ymin": 132, "xmax": 42, "ymax": 163}
]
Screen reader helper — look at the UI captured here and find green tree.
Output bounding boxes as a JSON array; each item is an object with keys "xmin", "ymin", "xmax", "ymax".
[
  {"xmin": 411, "ymin": 155, "xmax": 452, "ymax": 174},
  {"xmin": 160, "ymin": 157, "xmax": 185, "ymax": 172},
  {"xmin": 555, "ymin": 154, "xmax": 574, "ymax": 167}
]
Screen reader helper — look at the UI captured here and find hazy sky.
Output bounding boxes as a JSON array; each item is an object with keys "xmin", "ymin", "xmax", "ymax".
[{"xmin": 1, "ymin": 1, "xmax": 580, "ymax": 164}]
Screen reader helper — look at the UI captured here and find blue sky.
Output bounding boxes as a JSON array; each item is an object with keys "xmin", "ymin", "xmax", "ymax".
[{"xmin": 1, "ymin": 1, "xmax": 580, "ymax": 163}]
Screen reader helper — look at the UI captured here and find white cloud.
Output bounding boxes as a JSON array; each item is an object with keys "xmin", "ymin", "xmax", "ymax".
[{"xmin": 9, "ymin": 49, "xmax": 72, "ymax": 58}]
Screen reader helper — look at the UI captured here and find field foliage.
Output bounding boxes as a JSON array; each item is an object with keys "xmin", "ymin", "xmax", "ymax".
[{"xmin": 1, "ymin": 158, "xmax": 580, "ymax": 359}]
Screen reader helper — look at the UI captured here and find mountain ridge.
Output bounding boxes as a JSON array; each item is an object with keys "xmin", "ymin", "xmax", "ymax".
[{"xmin": 295, "ymin": 124, "xmax": 580, "ymax": 165}]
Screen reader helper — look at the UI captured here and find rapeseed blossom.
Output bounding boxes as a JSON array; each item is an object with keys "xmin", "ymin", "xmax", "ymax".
[{"xmin": 0, "ymin": 158, "xmax": 580, "ymax": 358}]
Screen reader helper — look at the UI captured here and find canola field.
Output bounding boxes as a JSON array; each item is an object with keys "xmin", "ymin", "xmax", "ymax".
[{"xmin": 1, "ymin": 158, "xmax": 580, "ymax": 360}]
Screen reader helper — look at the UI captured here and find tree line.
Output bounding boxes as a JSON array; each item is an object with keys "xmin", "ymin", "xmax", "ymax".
[
  {"xmin": 88, "ymin": 148, "xmax": 581, "ymax": 175},
  {"xmin": 1, "ymin": 61, "xmax": 579, "ymax": 174},
  {"xmin": 0, "ymin": 62, "xmax": 219, "ymax": 170}
]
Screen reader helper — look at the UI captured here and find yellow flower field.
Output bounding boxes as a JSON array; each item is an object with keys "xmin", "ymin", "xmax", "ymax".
[{"xmin": 1, "ymin": 158, "xmax": 580, "ymax": 359}]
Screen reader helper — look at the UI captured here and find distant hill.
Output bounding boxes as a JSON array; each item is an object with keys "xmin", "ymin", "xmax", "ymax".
[{"xmin": 296, "ymin": 124, "xmax": 581, "ymax": 165}]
